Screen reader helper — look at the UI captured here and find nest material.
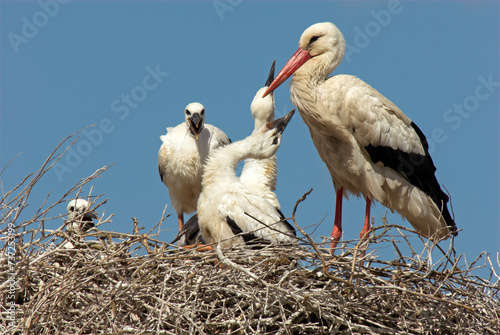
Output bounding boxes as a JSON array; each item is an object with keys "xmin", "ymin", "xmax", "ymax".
[
  {"xmin": 1, "ymin": 131, "xmax": 499, "ymax": 334},
  {"xmin": 1, "ymin": 224, "xmax": 500, "ymax": 335}
]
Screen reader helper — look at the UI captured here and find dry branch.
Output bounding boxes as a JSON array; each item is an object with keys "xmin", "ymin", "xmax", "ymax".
[{"xmin": 1, "ymin": 133, "xmax": 499, "ymax": 334}]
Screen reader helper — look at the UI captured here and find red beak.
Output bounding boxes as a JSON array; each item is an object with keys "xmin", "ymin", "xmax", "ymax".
[{"xmin": 263, "ymin": 47, "xmax": 311, "ymax": 97}]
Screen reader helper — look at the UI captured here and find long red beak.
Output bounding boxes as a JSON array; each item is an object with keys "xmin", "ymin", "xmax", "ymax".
[{"xmin": 263, "ymin": 47, "xmax": 311, "ymax": 97}]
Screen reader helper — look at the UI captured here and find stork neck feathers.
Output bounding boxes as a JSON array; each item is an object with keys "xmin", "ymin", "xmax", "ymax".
[
  {"xmin": 294, "ymin": 49, "xmax": 341, "ymax": 84},
  {"xmin": 202, "ymin": 133, "xmax": 276, "ymax": 188},
  {"xmin": 251, "ymin": 87, "xmax": 275, "ymax": 130},
  {"xmin": 204, "ymin": 139, "xmax": 257, "ymax": 182}
]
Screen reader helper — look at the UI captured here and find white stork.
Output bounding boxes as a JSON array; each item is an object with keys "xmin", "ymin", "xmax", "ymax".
[
  {"xmin": 172, "ymin": 63, "xmax": 280, "ymax": 247},
  {"xmin": 66, "ymin": 199, "xmax": 98, "ymax": 233},
  {"xmin": 240, "ymin": 60, "xmax": 281, "ymax": 208},
  {"xmin": 263, "ymin": 22, "xmax": 457, "ymax": 252},
  {"xmin": 158, "ymin": 102, "xmax": 231, "ymax": 234},
  {"xmin": 197, "ymin": 110, "xmax": 298, "ymax": 248}
]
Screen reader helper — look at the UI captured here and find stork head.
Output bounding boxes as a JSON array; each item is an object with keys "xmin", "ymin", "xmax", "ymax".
[
  {"xmin": 252, "ymin": 109, "xmax": 295, "ymax": 159},
  {"xmin": 263, "ymin": 22, "xmax": 345, "ymax": 97},
  {"xmin": 67, "ymin": 199, "xmax": 98, "ymax": 232},
  {"xmin": 184, "ymin": 102, "xmax": 206, "ymax": 140},
  {"xmin": 251, "ymin": 60, "xmax": 276, "ymax": 128}
]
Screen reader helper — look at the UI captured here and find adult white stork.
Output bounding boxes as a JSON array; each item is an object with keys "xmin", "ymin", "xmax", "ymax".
[
  {"xmin": 197, "ymin": 110, "xmax": 298, "ymax": 248},
  {"xmin": 263, "ymin": 22, "xmax": 457, "ymax": 252},
  {"xmin": 158, "ymin": 102, "xmax": 231, "ymax": 234},
  {"xmin": 66, "ymin": 199, "xmax": 98, "ymax": 233},
  {"xmin": 240, "ymin": 60, "xmax": 281, "ymax": 208}
]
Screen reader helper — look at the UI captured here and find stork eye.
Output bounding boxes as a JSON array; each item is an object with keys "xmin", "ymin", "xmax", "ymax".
[
  {"xmin": 272, "ymin": 137, "xmax": 279, "ymax": 145},
  {"xmin": 185, "ymin": 109, "xmax": 191, "ymax": 116},
  {"xmin": 309, "ymin": 35, "xmax": 320, "ymax": 45},
  {"xmin": 69, "ymin": 206, "xmax": 75, "ymax": 211},
  {"xmin": 200, "ymin": 109, "xmax": 205, "ymax": 115}
]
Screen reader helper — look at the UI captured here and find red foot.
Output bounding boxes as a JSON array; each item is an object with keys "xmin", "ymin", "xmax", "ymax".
[{"xmin": 182, "ymin": 244, "xmax": 213, "ymax": 252}]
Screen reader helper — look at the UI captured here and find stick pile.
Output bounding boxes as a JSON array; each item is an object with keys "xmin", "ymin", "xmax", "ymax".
[{"xmin": 1, "ymin": 132, "xmax": 499, "ymax": 334}]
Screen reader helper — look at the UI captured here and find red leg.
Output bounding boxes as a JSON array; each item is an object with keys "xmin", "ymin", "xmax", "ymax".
[
  {"xmin": 360, "ymin": 197, "xmax": 371, "ymax": 240},
  {"xmin": 177, "ymin": 213, "xmax": 184, "ymax": 232},
  {"xmin": 330, "ymin": 187, "xmax": 343, "ymax": 253}
]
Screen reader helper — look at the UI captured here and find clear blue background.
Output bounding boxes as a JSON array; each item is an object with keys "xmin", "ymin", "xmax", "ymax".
[{"xmin": 1, "ymin": 1, "xmax": 499, "ymax": 276}]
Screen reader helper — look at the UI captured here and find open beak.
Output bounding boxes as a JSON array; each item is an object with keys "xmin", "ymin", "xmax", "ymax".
[
  {"xmin": 83, "ymin": 210, "xmax": 98, "ymax": 221},
  {"xmin": 263, "ymin": 48, "xmax": 311, "ymax": 97},
  {"xmin": 189, "ymin": 113, "xmax": 203, "ymax": 140},
  {"xmin": 266, "ymin": 109, "xmax": 295, "ymax": 134}
]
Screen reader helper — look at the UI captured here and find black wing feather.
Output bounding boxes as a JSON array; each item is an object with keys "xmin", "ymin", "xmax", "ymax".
[
  {"xmin": 364, "ymin": 122, "xmax": 456, "ymax": 234},
  {"xmin": 158, "ymin": 164, "xmax": 164, "ymax": 182},
  {"xmin": 276, "ymin": 209, "xmax": 297, "ymax": 237},
  {"xmin": 170, "ymin": 214, "xmax": 205, "ymax": 245},
  {"xmin": 226, "ymin": 216, "xmax": 271, "ymax": 247}
]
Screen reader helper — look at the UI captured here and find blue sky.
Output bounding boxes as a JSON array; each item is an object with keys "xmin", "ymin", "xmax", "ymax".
[{"xmin": 1, "ymin": 1, "xmax": 499, "ymax": 276}]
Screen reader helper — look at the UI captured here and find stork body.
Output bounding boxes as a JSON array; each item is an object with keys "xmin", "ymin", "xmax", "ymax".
[
  {"xmin": 158, "ymin": 102, "xmax": 230, "ymax": 233},
  {"xmin": 240, "ymin": 61, "xmax": 280, "ymax": 208},
  {"xmin": 66, "ymin": 199, "xmax": 98, "ymax": 233},
  {"xmin": 197, "ymin": 111, "xmax": 297, "ymax": 248},
  {"xmin": 172, "ymin": 63, "xmax": 281, "ymax": 247},
  {"xmin": 264, "ymin": 22, "xmax": 457, "ymax": 251}
]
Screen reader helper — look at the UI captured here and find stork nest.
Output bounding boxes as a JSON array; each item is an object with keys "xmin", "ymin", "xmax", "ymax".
[{"xmin": 1, "ymin": 131, "xmax": 499, "ymax": 334}]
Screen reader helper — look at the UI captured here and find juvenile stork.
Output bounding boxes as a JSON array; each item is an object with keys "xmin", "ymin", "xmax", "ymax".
[
  {"xmin": 263, "ymin": 22, "xmax": 457, "ymax": 252},
  {"xmin": 240, "ymin": 60, "xmax": 281, "ymax": 208},
  {"xmin": 158, "ymin": 102, "xmax": 231, "ymax": 234},
  {"xmin": 172, "ymin": 62, "xmax": 280, "ymax": 246},
  {"xmin": 197, "ymin": 110, "xmax": 298, "ymax": 248},
  {"xmin": 66, "ymin": 199, "xmax": 98, "ymax": 233}
]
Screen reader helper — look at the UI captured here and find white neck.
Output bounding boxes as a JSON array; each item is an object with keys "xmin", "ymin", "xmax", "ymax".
[{"xmin": 203, "ymin": 138, "xmax": 261, "ymax": 187}]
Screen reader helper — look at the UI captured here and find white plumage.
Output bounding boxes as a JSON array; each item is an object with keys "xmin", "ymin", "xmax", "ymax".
[
  {"xmin": 172, "ymin": 63, "xmax": 280, "ymax": 246},
  {"xmin": 240, "ymin": 60, "xmax": 280, "ymax": 209},
  {"xmin": 264, "ymin": 22, "xmax": 457, "ymax": 251},
  {"xmin": 66, "ymin": 199, "xmax": 98, "ymax": 233},
  {"xmin": 197, "ymin": 110, "xmax": 297, "ymax": 248},
  {"xmin": 158, "ymin": 102, "xmax": 231, "ymax": 234}
]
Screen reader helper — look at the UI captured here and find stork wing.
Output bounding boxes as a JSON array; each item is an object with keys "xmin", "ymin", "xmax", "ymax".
[
  {"xmin": 158, "ymin": 145, "xmax": 170, "ymax": 182},
  {"xmin": 346, "ymin": 85, "xmax": 424, "ymax": 155},
  {"xmin": 206, "ymin": 125, "xmax": 231, "ymax": 150},
  {"xmin": 158, "ymin": 126, "xmax": 182, "ymax": 183},
  {"xmin": 218, "ymin": 191, "xmax": 296, "ymax": 244},
  {"xmin": 346, "ymin": 84, "xmax": 455, "ymax": 232}
]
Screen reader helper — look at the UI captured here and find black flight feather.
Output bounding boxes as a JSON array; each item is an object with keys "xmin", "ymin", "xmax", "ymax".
[{"xmin": 364, "ymin": 122, "xmax": 456, "ymax": 234}]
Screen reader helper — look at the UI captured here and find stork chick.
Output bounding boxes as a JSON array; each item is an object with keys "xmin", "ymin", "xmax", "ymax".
[
  {"xmin": 66, "ymin": 199, "xmax": 98, "ymax": 234},
  {"xmin": 197, "ymin": 110, "xmax": 297, "ymax": 248},
  {"xmin": 240, "ymin": 60, "xmax": 281, "ymax": 208},
  {"xmin": 172, "ymin": 63, "xmax": 280, "ymax": 247},
  {"xmin": 158, "ymin": 102, "xmax": 231, "ymax": 234}
]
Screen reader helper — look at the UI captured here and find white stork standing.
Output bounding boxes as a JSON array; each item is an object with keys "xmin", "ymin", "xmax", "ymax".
[
  {"xmin": 263, "ymin": 22, "xmax": 457, "ymax": 252},
  {"xmin": 197, "ymin": 110, "xmax": 298, "ymax": 248},
  {"xmin": 66, "ymin": 199, "xmax": 98, "ymax": 233},
  {"xmin": 158, "ymin": 102, "xmax": 231, "ymax": 234}
]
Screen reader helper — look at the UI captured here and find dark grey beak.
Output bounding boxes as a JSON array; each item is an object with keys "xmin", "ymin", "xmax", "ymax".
[
  {"xmin": 83, "ymin": 211, "xmax": 98, "ymax": 221},
  {"xmin": 265, "ymin": 60, "xmax": 276, "ymax": 87},
  {"xmin": 267, "ymin": 109, "xmax": 295, "ymax": 134},
  {"xmin": 189, "ymin": 113, "xmax": 203, "ymax": 136}
]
